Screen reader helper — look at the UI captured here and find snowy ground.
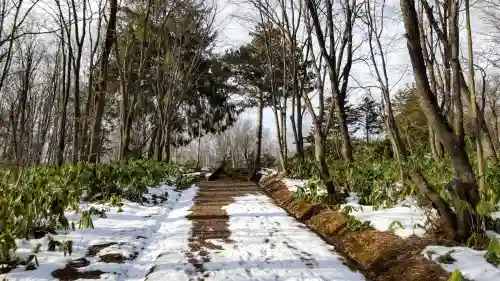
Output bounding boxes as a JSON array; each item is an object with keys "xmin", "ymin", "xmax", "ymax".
[
  {"xmin": 283, "ymin": 178, "xmax": 427, "ymax": 239},
  {"xmin": 0, "ymin": 184, "xmax": 198, "ymax": 281},
  {"xmin": 200, "ymin": 194, "xmax": 366, "ymax": 281},
  {"xmin": 282, "ymin": 178, "xmax": 308, "ymax": 193},
  {"xmin": 3, "ymin": 175, "xmax": 367, "ymax": 281},
  {"xmin": 422, "ymin": 213, "xmax": 500, "ymax": 280},
  {"xmin": 423, "ymin": 245, "xmax": 500, "ymax": 281},
  {"xmin": 340, "ymin": 194, "xmax": 427, "ymax": 238}
]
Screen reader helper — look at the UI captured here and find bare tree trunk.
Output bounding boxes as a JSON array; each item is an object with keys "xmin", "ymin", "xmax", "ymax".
[
  {"xmin": 449, "ymin": 0, "xmax": 465, "ymax": 150},
  {"xmin": 165, "ymin": 119, "xmax": 171, "ymax": 161},
  {"xmin": 70, "ymin": 0, "xmax": 87, "ymax": 163},
  {"xmin": 401, "ymin": 0, "xmax": 480, "ymax": 241},
  {"xmin": 314, "ymin": 122, "xmax": 336, "ymax": 200},
  {"xmin": 272, "ymin": 106, "xmax": 286, "ymax": 170},
  {"xmin": 17, "ymin": 47, "xmax": 34, "ymax": 165},
  {"xmin": 89, "ymin": 0, "xmax": 118, "ymax": 163},
  {"xmin": 296, "ymin": 91, "xmax": 304, "ymax": 157},
  {"xmin": 155, "ymin": 123, "xmax": 163, "ymax": 161},
  {"xmin": 465, "ymin": 0, "xmax": 485, "ymax": 192},
  {"xmin": 305, "ymin": 0, "xmax": 356, "ymax": 164},
  {"xmin": 57, "ymin": 34, "xmax": 71, "ymax": 167},
  {"xmin": 255, "ymin": 90, "xmax": 264, "ymax": 169},
  {"xmin": 335, "ymin": 95, "xmax": 354, "ymax": 162}
]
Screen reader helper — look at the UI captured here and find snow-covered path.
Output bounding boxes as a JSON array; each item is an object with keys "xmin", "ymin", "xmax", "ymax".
[
  {"xmin": 184, "ymin": 178, "xmax": 366, "ymax": 281},
  {"xmin": 200, "ymin": 194, "xmax": 366, "ymax": 281}
]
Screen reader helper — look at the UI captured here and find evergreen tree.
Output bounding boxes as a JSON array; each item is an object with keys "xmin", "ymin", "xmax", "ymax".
[{"xmin": 357, "ymin": 95, "xmax": 383, "ymax": 142}]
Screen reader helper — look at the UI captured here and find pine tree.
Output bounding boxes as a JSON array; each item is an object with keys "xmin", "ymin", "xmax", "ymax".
[{"xmin": 357, "ymin": 95, "xmax": 383, "ymax": 142}]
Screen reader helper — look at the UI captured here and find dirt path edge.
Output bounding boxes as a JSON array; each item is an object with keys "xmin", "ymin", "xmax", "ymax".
[{"xmin": 257, "ymin": 174, "xmax": 454, "ymax": 281}]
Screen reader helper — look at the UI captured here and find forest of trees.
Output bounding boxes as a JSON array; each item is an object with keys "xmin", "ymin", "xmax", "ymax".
[{"xmin": 2, "ymin": 0, "xmax": 500, "ymax": 243}]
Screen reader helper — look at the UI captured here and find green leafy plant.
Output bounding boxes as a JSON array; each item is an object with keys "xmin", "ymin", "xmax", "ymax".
[
  {"xmin": 62, "ymin": 240, "xmax": 73, "ymax": 257},
  {"xmin": 448, "ymin": 270, "xmax": 464, "ymax": 281},
  {"xmin": 345, "ymin": 216, "xmax": 372, "ymax": 232},
  {"xmin": 23, "ymin": 254, "xmax": 39, "ymax": 271},
  {"xmin": 389, "ymin": 221, "xmax": 404, "ymax": 230},
  {"xmin": 78, "ymin": 211, "xmax": 94, "ymax": 229},
  {"xmin": 437, "ymin": 250, "xmax": 456, "ymax": 264},
  {"xmin": 88, "ymin": 207, "xmax": 107, "ymax": 218},
  {"xmin": 465, "ymin": 232, "xmax": 483, "ymax": 249},
  {"xmin": 48, "ymin": 240, "xmax": 62, "ymax": 252},
  {"xmin": 109, "ymin": 195, "xmax": 123, "ymax": 207},
  {"xmin": 485, "ymin": 238, "xmax": 500, "ymax": 267},
  {"xmin": 340, "ymin": 205, "xmax": 361, "ymax": 217}
]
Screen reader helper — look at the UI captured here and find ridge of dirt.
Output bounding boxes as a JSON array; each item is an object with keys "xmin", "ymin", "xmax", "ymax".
[
  {"xmin": 185, "ymin": 171, "xmax": 260, "ymax": 280},
  {"xmin": 258, "ymin": 174, "xmax": 454, "ymax": 281}
]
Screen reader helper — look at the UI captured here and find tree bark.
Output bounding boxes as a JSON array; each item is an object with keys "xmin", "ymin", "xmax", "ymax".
[
  {"xmin": 401, "ymin": 0, "xmax": 480, "ymax": 241},
  {"xmin": 314, "ymin": 122, "xmax": 336, "ymax": 200},
  {"xmin": 449, "ymin": 0, "xmax": 465, "ymax": 150},
  {"xmin": 254, "ymin": 90, "xmax": 264, "ymax": 169},
  {"xmin": 89, "ymin": 0, "xmax": 118, "ymax": 163},
  {"xmin": 57, "ymin": 38, "xmax": 71, "ymax": 167},
  {"xmin": 335, "ymin": 96, "xmax": 354, "ymax": 162}
]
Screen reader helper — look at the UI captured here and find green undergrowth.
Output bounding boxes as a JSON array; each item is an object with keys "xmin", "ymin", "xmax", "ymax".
[
  {"xmin": 0, "ymin": 160, "xmax": 189, "ymax": 264},
  {"xmin": 287, "ymin": 140, "xmax": 500, "ymax": 211}
]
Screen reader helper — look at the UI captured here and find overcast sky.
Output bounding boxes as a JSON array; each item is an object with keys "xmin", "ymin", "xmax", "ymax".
[{"xmin": 211, "ymin": 0, "xmax": 497, "ymax": 151}]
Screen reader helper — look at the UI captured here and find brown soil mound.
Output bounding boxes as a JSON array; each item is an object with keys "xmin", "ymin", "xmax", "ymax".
[
  {"xmin": 86, "ymin": 242, "xmax": 117, "ymax": 257},
  {"xmin": 258, "ymin": 175, "xmax": 453, "ymax": 281},
  {"xmin": 51, "ymin": 258, "xmax": 104, "ymax": 281}
]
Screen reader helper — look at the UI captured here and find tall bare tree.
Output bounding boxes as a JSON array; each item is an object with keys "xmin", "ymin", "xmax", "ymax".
[{"xmin": 401, "ymin": 0, "xmax": 480, "ymax": 241}]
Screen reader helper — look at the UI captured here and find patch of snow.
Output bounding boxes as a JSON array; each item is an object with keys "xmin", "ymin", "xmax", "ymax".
[
  {"xmin": 201, "ymin": 194, "xmax": 366, "ymax": 281},
  {"xmin": 96, "ymin": 243, "xmax": 137, "ymax": 259},
  {"xmin": 0, "ymin": 184, "xmax": 198, "ymax": 281},
  {"xmin": 345, "ymin": 192, "xmax": 360, "ymax": 204},
  {"xmin": 423, "ymin": 245, "xmax": 500, "ymax": 281},
  {"xmin": 487, "ymin": 230, "xmax": 500, "ymax": 239},
  {"xmin": 341, "ymin": 196, "xmax": 427, "ymax": 239},
  {"xmin": 283, "ymin": 178, "xmax": 308, "ymax": 192},
  {"xmin": 283, "ymin": 178, "xmax": 328, "ymax": 197},
  {"xmin": 256, "ymin": 168, "xmax": 279, "ymax": 182},
  {"xmin": 141, "ymin": 185, "xmax": 199, "ymax": 280}
]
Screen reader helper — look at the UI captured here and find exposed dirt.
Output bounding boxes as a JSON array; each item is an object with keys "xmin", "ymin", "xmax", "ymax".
[
  {"xmin": 259, "ymin": 174, "xmax": 455, "ymax": 281},
  {"xmin": 86, "ymin": 242, "xmax": 138, "ymax": 264},
  {"xmin": 26, "ymin": 227, "xmax": 57, "ymax": 239},
  {"xmin": 99, "ymin": 251, "xmax": 138, "ymax": 264},
  {"xmin": 51, "ymin": 258, "xmax": 104, "ymax": 281},
  {"xmin": 184, "ymin": 168, "xmax": 260, "ymax": 280},
  {"xmin": 86, "ymin": 242, "xmax": 118, "ymax": 257}
]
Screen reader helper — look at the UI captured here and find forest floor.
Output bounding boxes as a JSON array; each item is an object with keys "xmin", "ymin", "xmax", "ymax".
[{"xmin": 0, "ymin": 172, "xmax": 365, "ymax": 281}]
